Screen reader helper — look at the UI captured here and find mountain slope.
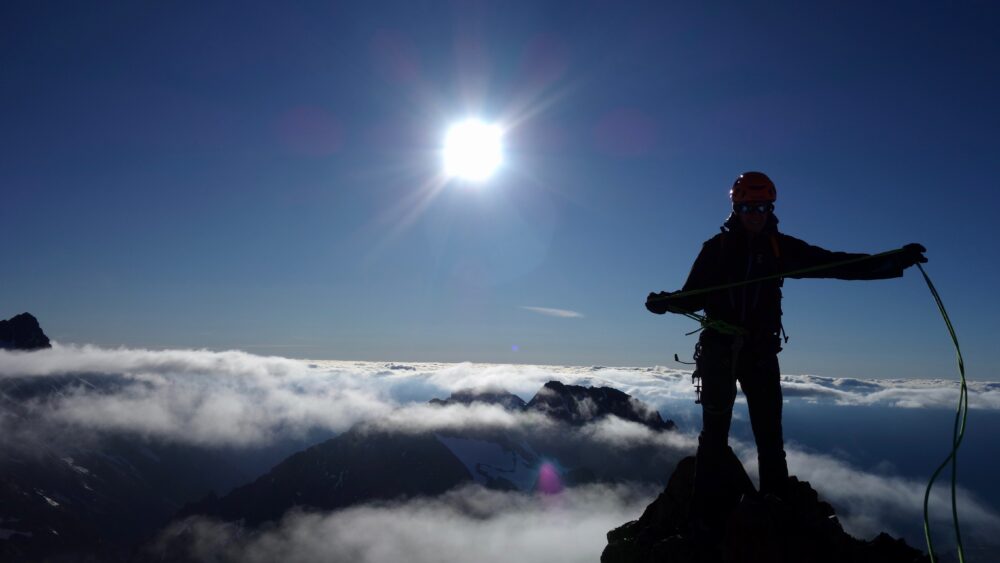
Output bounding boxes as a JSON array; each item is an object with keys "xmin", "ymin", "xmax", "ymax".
[
  {"xmin": 180, "ymin": 427, "xmax": 474, "ymax": 526},
  {"xmin": 176, "ymin": 382, "xmax": 682, "ymax": 529}
]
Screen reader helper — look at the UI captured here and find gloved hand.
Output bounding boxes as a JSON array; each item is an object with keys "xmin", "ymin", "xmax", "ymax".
[
  {"xmin": 897, "ymin": 243, "xmax": 928, "ymax": 269},
  {"xmin": 645, "ymin": 291, "xmax": 673, "ymax": 315}
]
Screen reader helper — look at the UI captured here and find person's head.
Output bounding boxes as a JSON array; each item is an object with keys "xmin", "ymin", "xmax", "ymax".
[{"xmin": 730, "ymin": 171, "xmax": 776, "ymax": 235}]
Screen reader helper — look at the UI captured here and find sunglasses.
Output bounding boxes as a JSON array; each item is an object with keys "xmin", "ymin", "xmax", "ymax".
[{"xmin": 734, "ymin": 202, "xmax": 774, "ymax": 215}]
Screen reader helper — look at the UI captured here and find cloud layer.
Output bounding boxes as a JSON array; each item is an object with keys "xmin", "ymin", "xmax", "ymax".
[
  {"xmin": 1, "ymin": 344, "xmax": 996, "ymax": 449},
  {"xmin": 155, "ymin": 445, "xmax": 1000, "ymax": 562},
  {"xmin": 153, "ymin": 484, "xmax": 655, "ymax": 563},
  {"xmin": 0, "ymin": 344, "xmax": 695, "ymax": 448},
  {"xmin": 781, "ymin": 374, "xmax": 1000, "ymax": 410}
]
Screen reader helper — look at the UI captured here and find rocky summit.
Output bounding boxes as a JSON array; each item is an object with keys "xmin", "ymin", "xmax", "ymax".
[
  {"xmin": 526, "ymin": 380, "xmax": 676, "ymax": 430},
  {"xmin": 0, "ymin": 312, "xmax": 51, "ymax": 350},
  {"xmin": 602, "ymin": 454, "xmax": 928, "ymax": 563},
  {"xmin": 429, "ymin": 388, "xmax": 528, "ymax": 411}
]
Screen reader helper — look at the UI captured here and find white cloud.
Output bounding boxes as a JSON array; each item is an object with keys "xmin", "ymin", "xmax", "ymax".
[
  {"xmin": 780, "ymin": 375, "xmax": 1000, "ymax": 410},
  {"xmin": 153, "ymin": 483, "xmax": 657, "ymax": 563},
  {"xmin": 0, "ymin": 343, "xmax": 304, "ymax": 379},
  {"xmin": 519, "ymin": 306, "xmax": 584, "ymax": 318},
  {"xmin": 578, "ymin": 416, "xmax": 697, "ymax": 450},
  {"xmin": 373, "ymin": 403, "xmax": 555, "ymax": 435},
  {"xmin": 0, "ymin": 345, "xmax": 696, "ymax": 448}
]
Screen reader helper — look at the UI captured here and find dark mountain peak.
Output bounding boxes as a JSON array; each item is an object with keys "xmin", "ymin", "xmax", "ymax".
[
  {"xmin": 178, "ymin": 426, "xmax": 472, "ymax": 527},
  {"xmin": 429, "ymin": 388, "xmax": 527, "ymax": 411},
  {"xmin": 526, "ymin": 380, "xmax": 674, "ymax": 430},
  {"xmin": 0, "ymin": 312, "xmax": 51, "ymax": 351},
  {"xmin": 602, "ymin": 454, "xmax": 928, "ymax": 563}
]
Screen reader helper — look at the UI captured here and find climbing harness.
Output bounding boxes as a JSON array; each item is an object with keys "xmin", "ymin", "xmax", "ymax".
[{"xmin": 652, "ymin": 249, "xmax": 968, "ymax": 562}]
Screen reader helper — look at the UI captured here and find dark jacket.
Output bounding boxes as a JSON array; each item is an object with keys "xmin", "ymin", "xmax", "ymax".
[{"xmin": 668, "ymin": 214, "xmax": 904, "ymax": 345}]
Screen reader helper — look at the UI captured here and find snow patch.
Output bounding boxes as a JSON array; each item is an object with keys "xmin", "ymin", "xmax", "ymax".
[
  {"xmin": 35, "ymin": 491, "xmax": 60, "ymax": 507},
  {"xmin": 60, "ymin": 456, "xmax": 91, "ymax": 475},
  {"xmin": 436, "ymin": 435, "xmax": 537, "ymax": 491}
]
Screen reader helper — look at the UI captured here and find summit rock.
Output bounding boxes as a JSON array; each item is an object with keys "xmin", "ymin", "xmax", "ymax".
[
  {"xmin": 601, "ymin": 454, "xmax": 928, "ymax": 563},
  {"xmin": 429, "ymin": 388, "xmax": 528, "ymax": 411},
  {"xmin": 527, "ymin": 380, "xmax": 675, "ymax": 430},
  {"xmin": 0, "ymin": 312, "xmax": 51, "ymax": 350}
]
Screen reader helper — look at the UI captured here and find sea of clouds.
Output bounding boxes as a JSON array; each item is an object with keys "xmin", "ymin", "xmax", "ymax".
[
  {"xmin": 2, "ymin": 343, "xmax": 998, "ymax": 559},
  {"xmin": 1, "ymin": 343, "xmax": 996, "ymax": 449},
  {"xmin": 154, "ymin": 483, "xmax": 658, "ymax": 563}
]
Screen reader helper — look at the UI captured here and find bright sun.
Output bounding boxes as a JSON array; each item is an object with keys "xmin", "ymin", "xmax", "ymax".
[{"xmin": 442, "ymin": 119, "xmax": 503, "ymax": 182}]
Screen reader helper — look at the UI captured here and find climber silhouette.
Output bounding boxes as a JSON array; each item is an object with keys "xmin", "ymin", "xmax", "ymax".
[{"xmin": 645, "ymin": 172, "xmax": 926, "ymax": 529}]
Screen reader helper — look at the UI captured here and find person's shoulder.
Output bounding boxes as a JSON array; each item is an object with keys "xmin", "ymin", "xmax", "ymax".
[
  {"xmin": 774, "ymin": 232, "xmax": 816, "ymax": 254},
  {"xmin": 775, "ymin": 231, "xmax": 806, "ymax": 245},
  {"xmin": 692, "ymin": 232, "xmax": 728, "ymax": 260},
  {"xmin": 702, "ymin": 232, "xmax": 726, "ymax": 248}
]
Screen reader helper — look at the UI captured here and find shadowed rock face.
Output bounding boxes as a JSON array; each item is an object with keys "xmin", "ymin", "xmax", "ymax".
[
  {"xmin": 0, "ymin": 313, "xmax": 51, "ymax": 350},
  {"xmin": 178, "ymin": 427, "xmax": 475, "ymax": 527},
  {"xmin": 601, "ymin": 455, "xmax": 929, "ymax": 563}
]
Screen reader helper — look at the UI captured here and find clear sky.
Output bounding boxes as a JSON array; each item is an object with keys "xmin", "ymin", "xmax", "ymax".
[{"xmin": 2, "ymin": 1, "xmax": 997, "ymax": 379}]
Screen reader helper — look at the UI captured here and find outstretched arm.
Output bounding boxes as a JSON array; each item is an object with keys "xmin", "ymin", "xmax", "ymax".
[{"xmin": 781, "ymin": 235, "xmax": 927, "ymax": 281}]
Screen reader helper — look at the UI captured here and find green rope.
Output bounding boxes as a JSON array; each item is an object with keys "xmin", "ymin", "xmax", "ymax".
[
  {"xmin": 649, "ymin": 247, "xmax": 908, "ymax": 336},
  {"xmin": 647, "ymin": 247, "xmax": 907, "ymax": 305},
  {"xmin": 650, "ymin": 249, "xmax": 968, "ymax": 561},
  {"xmin": 917, "ymin": 263, "xmax": 968, "ymax": 563}
]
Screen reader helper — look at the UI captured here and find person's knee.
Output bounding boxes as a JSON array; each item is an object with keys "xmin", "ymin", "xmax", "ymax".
[
  {"xmin": 697, "ymin": 428, "xmax": 728, "ymax": 454},
  {"xmin": 700, "ymin": 377, "xmax": 736, "ymax": 410}
]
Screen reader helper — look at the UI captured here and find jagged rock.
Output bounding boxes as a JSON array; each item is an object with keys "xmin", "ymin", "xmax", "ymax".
[
  {"xmin": 429, "ymin": 388, "xmax": 528, "ymax": 410},
  {"xmin": 602, "ymin": 455, "xmax": 929, "ymax": 563},
  {"xmin": 0, "ymin": 312, "xmax": 51, "ymax": 350},
  {"xmin": 526, "ymin": 380, "xmax": 676, "ymax": 430}
]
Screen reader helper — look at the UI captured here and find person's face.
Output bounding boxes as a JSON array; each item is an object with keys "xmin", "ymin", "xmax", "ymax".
[{"xmin": 734, "ymin": 201, "xmax": 773, "ymax": 235}]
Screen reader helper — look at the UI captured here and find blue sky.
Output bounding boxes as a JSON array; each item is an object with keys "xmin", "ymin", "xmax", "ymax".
[{"xmin": 2, "ymin": 1, "xmax": 998, "ymax": 379}]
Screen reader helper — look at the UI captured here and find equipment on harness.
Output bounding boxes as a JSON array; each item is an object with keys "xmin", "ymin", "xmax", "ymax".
[{"xmin": 673, "ymin": 353, "xmax": 702, "ymax": 404}]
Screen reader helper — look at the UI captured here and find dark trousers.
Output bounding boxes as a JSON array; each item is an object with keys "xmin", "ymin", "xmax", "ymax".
[{"xmin": 693, "ymin": 335, "xmax": 789, "ymax": 511}]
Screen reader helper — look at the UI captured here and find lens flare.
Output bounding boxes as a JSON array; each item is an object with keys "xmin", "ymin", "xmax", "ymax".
[{"xmin": 536, "ymin": 461, "xmax": 564, "ymax": 495}]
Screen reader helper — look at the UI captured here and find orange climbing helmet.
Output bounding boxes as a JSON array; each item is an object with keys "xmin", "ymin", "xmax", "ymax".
[{"xmin": 730, "ymin": 171, "xmax": 777, "ymax": 203}]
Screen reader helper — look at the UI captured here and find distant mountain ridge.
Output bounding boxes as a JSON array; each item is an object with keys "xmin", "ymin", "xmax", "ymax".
[
  {"xmin": 429, "ymin": 388, "xmax": 527, "ymax": 410},
  {"xmin": 429, "ymin": 381, "xmax": 676, "ymax": 430},
  {"xmin": 527, "ymin": 380, "xmax": 675, "ymax": 429}
]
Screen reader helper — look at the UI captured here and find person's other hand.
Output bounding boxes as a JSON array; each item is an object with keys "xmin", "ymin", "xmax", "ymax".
[
  {"xmin": 898, "ymin": 243, "xmax": 928, "ymax": 269},
  {"xmin": 645, "ymin": 291, "xmax": 672, "ymax": 314}
]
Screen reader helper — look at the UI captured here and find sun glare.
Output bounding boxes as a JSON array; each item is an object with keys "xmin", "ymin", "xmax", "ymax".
[{"xmin": 443, "ymin": 119, "xmax": 503, "ymax": 182}]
